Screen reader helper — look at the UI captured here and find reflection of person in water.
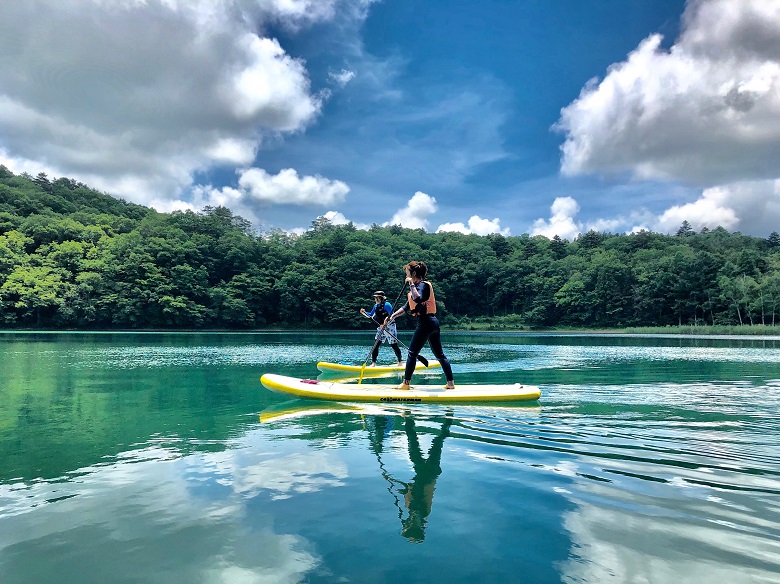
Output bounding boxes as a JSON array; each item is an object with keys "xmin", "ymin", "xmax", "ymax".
[
  {"xmin": 365, "ymin": 415, "xmax": 394, "ymax": 455},
  {"xmin": 365, "ymin": 414, "xmax": 453, "ymax": 543},
  {"xmin": 400, "ymin": 416, "xmax": 452, "ymax": 542}
]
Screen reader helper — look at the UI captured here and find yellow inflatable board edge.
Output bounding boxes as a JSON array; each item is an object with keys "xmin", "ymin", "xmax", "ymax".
[
  {"xmin": 317, "ymin": 360, "xmax": 441, "ymax": 373},
  {"xmin": 260, "ymin": 374, "xmax": 541, "ymax": 404},
  {"xmin": 317, "ymin": 370, "xmax": 398, "ymax": 383}
]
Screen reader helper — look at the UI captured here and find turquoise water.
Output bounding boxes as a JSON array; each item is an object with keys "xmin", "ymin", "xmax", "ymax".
[{"xmin": 1, "ymin": 331, "xmax": 779, "ymax": 583}]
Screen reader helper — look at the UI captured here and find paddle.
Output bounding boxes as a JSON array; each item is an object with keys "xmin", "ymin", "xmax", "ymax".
[
  {"xmin": 361, "ymin": 311, "xmax": 429, "ymax": 367},
  {"xmin": 387, "ymin": 278, "xmax": 408, "ymax": 314}
]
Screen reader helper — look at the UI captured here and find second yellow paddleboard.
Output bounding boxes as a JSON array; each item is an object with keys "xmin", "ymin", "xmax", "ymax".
[{"xmin": 317, "ymin": 360, "xmax": 440, "ymax": 374}]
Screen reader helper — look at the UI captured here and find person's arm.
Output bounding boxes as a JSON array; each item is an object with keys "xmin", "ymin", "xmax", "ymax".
[
  {"xmin": 417, "ymin": 282, "xmax": 431, "ymax": 303},
  {"xmin": 388, "ymin": 279, "xmax": 415, "ymax": 321},
  {"xmin": 388, "ymin": 301, "xmax": 408, "ymax": 322},
  {"xmin": 409, "ymin": 280, "xmax": 422, "ymax": 301}
]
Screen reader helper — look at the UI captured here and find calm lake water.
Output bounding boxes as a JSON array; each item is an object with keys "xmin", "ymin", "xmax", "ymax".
[{"xmin": 1, "ymin": 331, "xmax": 779, "ymax": 583}]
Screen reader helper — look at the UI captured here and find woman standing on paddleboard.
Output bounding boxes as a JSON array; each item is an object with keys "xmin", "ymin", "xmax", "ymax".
[
  {"xmin": 360, "ymin": 291, "xmax": 403, "ymax": 366},
  {"xmin": 387, "ymin": 261, "xmax": 455, "ymax": 390}
]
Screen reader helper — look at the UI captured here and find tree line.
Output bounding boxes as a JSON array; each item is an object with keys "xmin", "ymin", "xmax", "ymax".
[{"xmin": 2, "ymin": 166, "xmax": 780, "ymax": 330}]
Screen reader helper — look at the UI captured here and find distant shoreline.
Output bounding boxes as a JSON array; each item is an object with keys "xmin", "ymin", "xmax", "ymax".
[
  {"xmin": 2, "ymin": 324, "xmax": 780, "ymax": 337},
  {"xmin": 444, "ymin": 324, "xmax": 780, "ymax": 336}
]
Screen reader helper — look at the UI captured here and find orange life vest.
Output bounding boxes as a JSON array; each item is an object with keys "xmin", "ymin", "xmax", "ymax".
[{"xmin": 408, "ymin": 281, "xmax": 437, "ymax": 315}]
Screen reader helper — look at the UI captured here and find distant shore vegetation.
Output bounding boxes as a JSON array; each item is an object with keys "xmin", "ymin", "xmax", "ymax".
[
  {"xmin": 449, "ymin": 317, "xmax": 780, "ymax": 336},
  {"xmin": 2, "ymin": 166, "xmax": 780, "ymax": 333}
]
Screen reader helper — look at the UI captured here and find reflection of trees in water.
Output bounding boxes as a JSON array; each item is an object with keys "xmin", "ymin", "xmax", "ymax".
[{"xmin": 365, "ymin": 414, "xmax": 453, "ymax": 543}]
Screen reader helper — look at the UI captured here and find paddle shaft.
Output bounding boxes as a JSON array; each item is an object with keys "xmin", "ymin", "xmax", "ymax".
[
  {"xmin": 388, "ymin": 279, "xmax": 408, "ymax": 313},
  {"xmin": 361, "ymin": 311, "xmax": 429, "ymax": 367}
]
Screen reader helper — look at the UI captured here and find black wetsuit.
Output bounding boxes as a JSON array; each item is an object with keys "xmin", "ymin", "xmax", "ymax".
[{"xmin": 401, "ymin": 281, "xmax": 454, "ymax": 382}]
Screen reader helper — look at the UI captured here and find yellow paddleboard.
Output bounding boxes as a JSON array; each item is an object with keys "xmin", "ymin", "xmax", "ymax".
[
  {"xmin": 317, "ymin": 360, "xmax": 440, "ymax": 374},
  {"xmin": 260, "ymin": 374, "xmax": 541, "ymax": 404}
]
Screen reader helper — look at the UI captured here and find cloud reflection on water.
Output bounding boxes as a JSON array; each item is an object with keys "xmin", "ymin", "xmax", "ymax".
[{"xmin": 0, "ymin": 432, "xmax": 351, "ymax": 583}]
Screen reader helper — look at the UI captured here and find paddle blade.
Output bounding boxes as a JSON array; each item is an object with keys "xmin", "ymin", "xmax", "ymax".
[{"xmin": 416, "ymin": 354, "xmax": 429, "ymax": 367}]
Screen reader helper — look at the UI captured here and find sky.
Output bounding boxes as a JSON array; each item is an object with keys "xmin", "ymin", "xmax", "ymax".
[{"xmin": 2, "ymin": 0, "xmax": 780, "ymax": 239}]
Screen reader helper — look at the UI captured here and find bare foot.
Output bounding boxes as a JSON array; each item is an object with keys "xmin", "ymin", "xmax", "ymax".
[
  {"xmin": 396, "ymin": 382, "xmax": 411, "ymax": 390},
  {"xmin": 444, "ymin": 382, "xmax": 455, "ymax": 390}
]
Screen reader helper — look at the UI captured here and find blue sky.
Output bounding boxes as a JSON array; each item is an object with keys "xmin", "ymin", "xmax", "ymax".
[{"xmin": 2, "ymin": 1, "xmax": 780, "ymax": 238}]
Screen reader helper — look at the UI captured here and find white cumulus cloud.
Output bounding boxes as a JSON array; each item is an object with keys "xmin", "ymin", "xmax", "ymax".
[
  {"xmin": 655, "ymin": 190, "xmax": 739, "ymax": 233},
  {"xmin": 321, "ymin": 210, "xmax": 370, "ymax": 230},
  {"xmin": 558, "ymin": 0, "xmax": 780, "ymax": 186},
  {"xmin": 530, "ymin": 184, "xmax": 780, "ymax": 240},
  {"xmin": 656, "ymin": 180, "xmax": 780, "ymax": 234},
  {"xmin": 437, "ymin": 215, "xmax": 510, "ymax": 236},
  {"xmin": 384, "ymin": 191, "xmax": 438, "ymax": 230},
  {"xmin": 555, "ymin": 0, "xmax": 780, "ymax": 236},
  {"xmin": 0, "ymin": 0, "xmax": 333, "ymax": 207},
  {"xmin": 169, "ymin": 168, "xmax": 350, "ymax": 230},
  {"xmin": 238, "ymin": 168, "xmax": 350, "ymax": 205},
  {"xmin": 531, "ymin": 197, "xmax": 582, "ymax": 240}
]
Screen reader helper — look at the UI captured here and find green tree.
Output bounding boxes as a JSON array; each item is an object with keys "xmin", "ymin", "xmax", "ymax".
[
  {"xmin": 676, "ymin": 220, "xmax": 694, "ymax": 237},
  {"xmin": 0, "ymin": 230, "xmax": 33, "ymax": 281},
  {"xmin": 0, "ymin": 265, "xmax": 72, "ymax": 325}
]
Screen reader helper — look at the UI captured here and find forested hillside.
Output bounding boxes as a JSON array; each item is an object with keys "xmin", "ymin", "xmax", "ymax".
[{"xmin": 1, "ymin": 166, "xmax": 779, "ymax": 330}]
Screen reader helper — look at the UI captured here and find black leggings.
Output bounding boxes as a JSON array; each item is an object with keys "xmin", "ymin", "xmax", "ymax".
[
  {"xmin": 404, "ymin": 315, "xmax": 454, "ymax": 382},
  {"xmin": 373, "ymin": 342, "xmax": 402, "ymax": 363}
]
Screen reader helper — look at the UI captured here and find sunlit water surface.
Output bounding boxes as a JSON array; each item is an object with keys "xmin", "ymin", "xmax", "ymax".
[{"xmin": 1, "ymin": 331, "xmax": 779, "ymax": 583}]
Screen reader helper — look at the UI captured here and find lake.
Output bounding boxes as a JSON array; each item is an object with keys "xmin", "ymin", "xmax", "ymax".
[{"xmin": 1, "ymin": 331, "xmax": 779, "ymax": 583}]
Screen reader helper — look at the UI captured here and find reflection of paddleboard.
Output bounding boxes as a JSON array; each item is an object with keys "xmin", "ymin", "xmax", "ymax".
[
  {"xmin": 317, "ymin": 361, "xmax": 440, "ymax": 374},
  {"xmin": 260, "ymin": 400, "xmax": 541, "ymax": 424},
  {"xmin": 260, "ymin": 374, "xmax": 541, "ymax": 404},
  {"xmin": 259, "ymin": 401, "xmax": 392, "ymax": 423},
  {"xmin": 259, "ymin": 402, "xmax": 365, "ymax": 423}
]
